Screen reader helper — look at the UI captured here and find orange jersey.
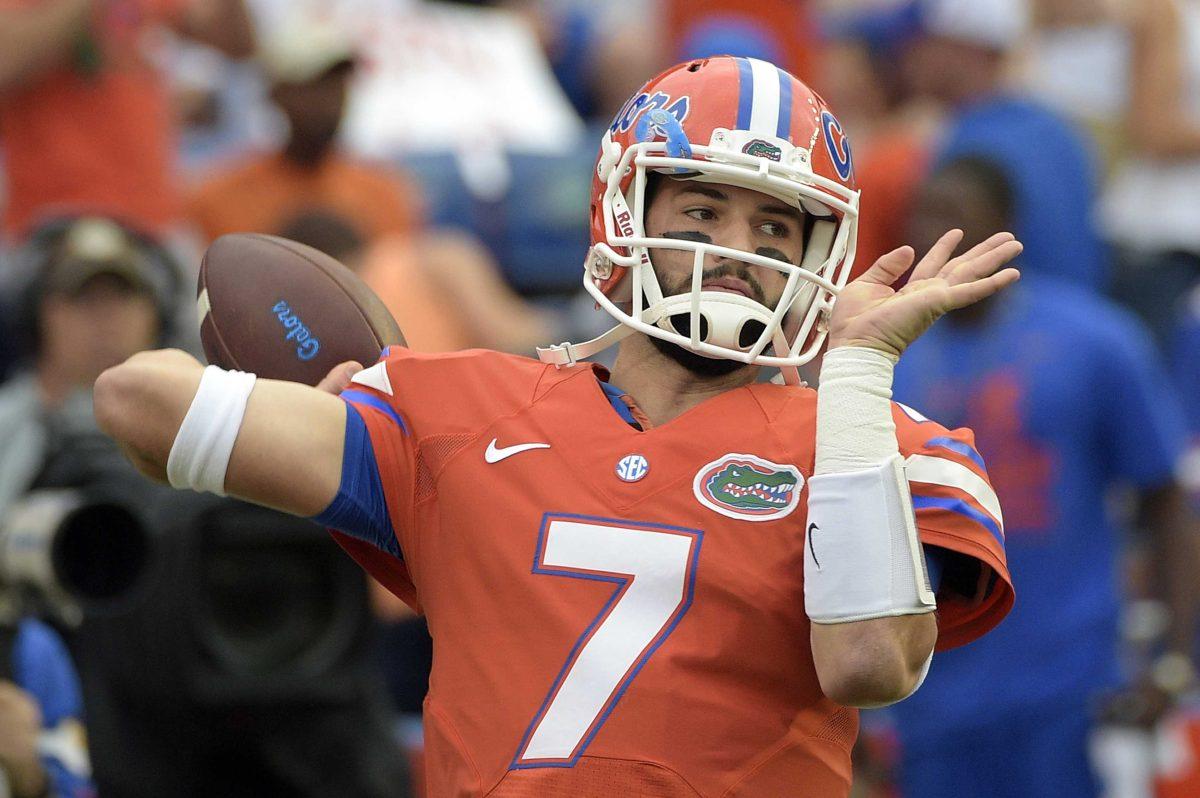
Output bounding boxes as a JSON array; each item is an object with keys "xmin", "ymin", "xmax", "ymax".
[{"xmin": 326, "ymin": 347, "xmax": 1013, "ymax": 797}]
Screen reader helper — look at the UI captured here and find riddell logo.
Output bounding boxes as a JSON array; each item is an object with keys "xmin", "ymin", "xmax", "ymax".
[
  {"xmin": 614, "ymin": 209, "xmax": 651, "ymax": 266},
  {"xmin": 615, "ymin": 209, "xmax": 635, "ymax": 237}
]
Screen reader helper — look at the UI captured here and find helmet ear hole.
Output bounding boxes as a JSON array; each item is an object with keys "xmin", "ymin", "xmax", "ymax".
[
  {"xmin": 739, "ymin": 320, "xmax": 767, "ymax": 349},
  {"xmin": 668, "ymin": 312, "xmax": 709, "ymax": 341}
]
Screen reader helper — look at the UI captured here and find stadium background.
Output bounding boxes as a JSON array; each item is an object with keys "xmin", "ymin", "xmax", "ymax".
[{"xmin": 3, "ymin": 0, "xmax": 1200, "ymax": 795}]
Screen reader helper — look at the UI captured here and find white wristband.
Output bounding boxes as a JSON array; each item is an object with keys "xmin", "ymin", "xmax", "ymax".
[{"xmin": 166, "ymin": 365, "xmax": 257, "ymax": 495}]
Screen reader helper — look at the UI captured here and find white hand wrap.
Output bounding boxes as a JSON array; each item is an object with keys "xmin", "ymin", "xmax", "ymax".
[
  {"xmin": 804, "ymin": 347, "xmax": 936, "ymax": 624},
  {"xmin": 166, "ymin": 365, "xmax": 257, "ymax": 495}
]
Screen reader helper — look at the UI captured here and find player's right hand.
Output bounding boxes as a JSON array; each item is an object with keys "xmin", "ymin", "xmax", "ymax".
[{"xmin": 316, "ymin": 361, "xmax": 364, "ymax": 395}]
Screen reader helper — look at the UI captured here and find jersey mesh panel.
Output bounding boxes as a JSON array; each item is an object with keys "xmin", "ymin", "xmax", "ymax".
[
  {"xmin": 812, "ymin": 706, "xmax": 857, "ymax": 750},
  {"xmin": 416, "ymin": 433, "xmax": 477, "ymax": 502}
]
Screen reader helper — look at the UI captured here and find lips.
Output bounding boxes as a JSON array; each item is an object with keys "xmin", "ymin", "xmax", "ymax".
[{"xmin": 701, "ymin": 277, "xmax": 755, "ymax": 299}]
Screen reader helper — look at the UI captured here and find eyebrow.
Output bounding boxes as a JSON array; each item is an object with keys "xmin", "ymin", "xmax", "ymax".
[{"xmin": 677, "ymin": 185, "xmax": 800, "ymax": 218}]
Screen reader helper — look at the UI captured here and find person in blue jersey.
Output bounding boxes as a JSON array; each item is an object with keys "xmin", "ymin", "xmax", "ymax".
[
  {"xmin": 908, "ymin": 0, "xmax": 1108, "ymax": 291},
  {"xmin": 1, "ymin": 618, "xmax": 93, "ymax": 798},
  {"xmin": 1168, "ymin": 291, "xmax": 1200, "ymax": 501},
  {"xmin": 884, "ymin": 155, "xmax": 1200, "ymax": 798}
]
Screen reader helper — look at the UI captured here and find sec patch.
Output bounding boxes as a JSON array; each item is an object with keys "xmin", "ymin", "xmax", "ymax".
[{"xmin": 693, "ymin": 454, "xmax": 803, "ymax": 521}]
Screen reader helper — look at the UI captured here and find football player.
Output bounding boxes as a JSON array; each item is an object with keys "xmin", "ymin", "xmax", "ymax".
[{"xmin": 94, "ymin": 57, "xmax": 1020, "ymax": 796}]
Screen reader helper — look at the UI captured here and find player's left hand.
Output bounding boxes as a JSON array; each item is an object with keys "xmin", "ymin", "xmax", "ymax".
[{"xmin": 827, "ymin": 230, "xmax": 1022, "ymax": 359}]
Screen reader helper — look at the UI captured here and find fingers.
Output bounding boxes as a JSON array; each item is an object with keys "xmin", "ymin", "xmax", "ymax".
[
  {"xmin": 910, "ymin": 229, "xmax": 964, "ymax": 282},
  {"xmin": 945, "ymin": 267, "xmax": 1021, "ymax": 310},
  {"xmin": 940, "ymin": 232, "xmax": 1017, "ymax": 278},
  {"xmin": 857, "ymin": 246, "xmax": 916, "ymax": 286},
  {"xmin": 946, "ymin": 239, "xmax": 1024, "ymax": 285},
  {"xmin": 316, "ymin": 360, "xmax": 364, "ymax": 394}
]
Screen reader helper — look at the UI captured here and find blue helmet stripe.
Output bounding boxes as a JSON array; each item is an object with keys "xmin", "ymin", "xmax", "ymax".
[
  {"xmin": 775, "ymin": 67, "xmax": 793, "ymax": 140},
  {"xmin": 735, "ymin": 57, "xmax": 754, "ymax": 131}
]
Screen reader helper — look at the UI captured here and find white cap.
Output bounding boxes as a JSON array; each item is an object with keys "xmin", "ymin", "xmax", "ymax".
[
  {"xmin": 259, "ymin": 18, "xmax": 356, "ymax": 84},
  {"xmin": 920, "ymin": 0, "xmax": 1029, "ymax": 51}
]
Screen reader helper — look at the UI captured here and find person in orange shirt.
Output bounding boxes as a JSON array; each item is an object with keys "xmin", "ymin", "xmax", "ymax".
[
  {"xmin": 187, "ymin": 22, "xmax": 421, "ymax": 245},
  {"xmin": 94, "ymin": 57, "xmax": 1022, "ymax": 796},
  {"xmin": 0, "ymin": 0, "xmax": 254, "ymax": 238}
]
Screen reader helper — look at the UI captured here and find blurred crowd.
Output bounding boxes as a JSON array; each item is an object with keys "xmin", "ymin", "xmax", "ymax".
[{"xmin": 3, "ymin": 0, "xmax": 1200, "ymax": 796}]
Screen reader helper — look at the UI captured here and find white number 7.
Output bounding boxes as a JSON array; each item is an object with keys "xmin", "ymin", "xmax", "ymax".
[{"xmin": 511, "ymin": 515, "xmax": 703, "ymax": 768}]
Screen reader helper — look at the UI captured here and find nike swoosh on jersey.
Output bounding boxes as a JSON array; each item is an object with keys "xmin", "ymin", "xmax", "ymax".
[{"xmin": 484, "ymin": 439, "xmax": 551, "ymax": 463}]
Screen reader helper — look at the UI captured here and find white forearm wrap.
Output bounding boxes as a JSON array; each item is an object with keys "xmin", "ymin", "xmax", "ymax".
[
  {"xmin": 814, "ymin": 347, "xmax": 899, "ymax": 475},
  {"xmin": 805, "ymin": 347, "xmax": 936, "ymax": 624},
  {"xmin": 166, "ymin": 365, "xmax": 257, "ymax": 495}
]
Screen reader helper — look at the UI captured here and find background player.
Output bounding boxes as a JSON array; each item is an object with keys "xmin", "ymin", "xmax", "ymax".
[
  {"xmin": 93, "ymin": 57, "xmax": 1019, "ymax": 796},
  {"xmin": 883, "ymin": 155, "xmax": 1196, "ymax": 798}
]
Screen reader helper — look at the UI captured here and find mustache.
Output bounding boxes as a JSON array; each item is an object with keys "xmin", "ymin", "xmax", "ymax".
[{"xmin": 659, "ymin": 261, "xmax": 767, "ymax": 305}]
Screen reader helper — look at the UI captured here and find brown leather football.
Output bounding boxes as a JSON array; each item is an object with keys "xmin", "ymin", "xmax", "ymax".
[{"xmin": 197, "ymin": 233, "xmax": 405, "ymax": 385}]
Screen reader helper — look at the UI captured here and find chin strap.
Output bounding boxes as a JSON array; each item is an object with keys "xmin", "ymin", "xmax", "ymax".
[
  {"xmin": 536, "ymin": 323, "xmax": 637, "ymax": 367},
  {"xmin": 537, "ymin": 323, "xmax": 807, "ymax": 389}
]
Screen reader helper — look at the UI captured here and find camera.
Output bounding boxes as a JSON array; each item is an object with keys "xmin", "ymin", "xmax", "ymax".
[{"xmin": 0, "ymin": 488, "xmax": 151, "ymax": 622}]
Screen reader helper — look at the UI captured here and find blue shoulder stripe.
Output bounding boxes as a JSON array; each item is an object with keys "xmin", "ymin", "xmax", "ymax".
[
  {"xmin": 341, "ymin": 389, "xmax": 408, "ymax": 434},
  {"xmin": 912, "ymin": 495, "xmax": 1004, "ymax": 547},
  {"xmin": 312, "ymin": 404, "xmax": 402, "ymax": 560},
  {"xmin": 924, "ymin": 436, "xmax": 986, "ymax": 471}
]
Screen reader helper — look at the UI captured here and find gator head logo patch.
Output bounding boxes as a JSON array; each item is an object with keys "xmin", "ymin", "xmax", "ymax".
[
  {"xmin": 742, "ymin": 139, "xmax": 783, "ymax": 162},
  {"xmin": 693, "ymin": 454, "xmax": 803, "ymax": 521}
]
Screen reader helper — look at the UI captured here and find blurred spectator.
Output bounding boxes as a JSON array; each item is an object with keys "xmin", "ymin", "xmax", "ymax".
[
  {"xmin": 911, "ymin": 0, "xmax": 1110, "ymax": 290},
  {"xmin": 0, "ymin": 217, "xmax": 172, "ymax": 798},
  {"xmin": 187, "ymin": 21, "xmax": 421, "ymax": 243},
  {"xmin": 188, "ymin": 12, "xmax": 561, "ymax": 357},
  {"xmin": 819, "ymin": 1, "xmax": 939, "ymax": 272},
  {"xmin": 1170, "ymin": 286, "xmax": 1200, "ymax": 504},
  {"xmin": 1100, "ymin": 0, "xmax": 1200, "ymax": 343},
  {"xmin": 499, "ymin": 0, "xmax": 666, "ymax": 123},
  {"xmin": 0, "ymin": 217, "xmax": 176, "ymax": 413},
  {"xmin": 665, "ymin": 0, "xmax": 819, "ymax": 86},
  {"xmin": 0, "ymin": 0, "xmax": 254, "ymax": 239},
  {"xmin": 0, "ymin": 619, "xmax": 92, "ymax": 798},
  {"xmin": 245, "ymin": 1, "xmax": 584, "ymax": 164},
  {"xmin": 883, "ymin": 156, "xmax": 1199, "ymax": 798},
  {"xmin": 1017, "ymin": 0, "xmax": 1129, "ymax": 169}
]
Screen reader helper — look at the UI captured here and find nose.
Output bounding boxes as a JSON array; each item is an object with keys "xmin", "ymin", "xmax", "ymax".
[{"xmin": 712, "ymin": 218, "xmax": 758, "ymax": 258}]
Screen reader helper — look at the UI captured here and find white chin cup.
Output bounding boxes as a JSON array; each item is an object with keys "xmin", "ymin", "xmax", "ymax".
[{"xmin": 653, "ymin": 290, "xmax": 777, "ymax": 356}]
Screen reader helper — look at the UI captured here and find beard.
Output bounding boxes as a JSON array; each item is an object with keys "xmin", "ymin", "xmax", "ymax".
[
  {"xmin": 643, "ymin": 262, "xmax": 770, "ymax": 378},
  {"xmin": 646, "ymin": 331, "xmax": 747, "ymax": 377}
]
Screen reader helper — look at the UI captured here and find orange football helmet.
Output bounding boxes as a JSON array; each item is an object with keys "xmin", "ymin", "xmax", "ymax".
[{"xmin": 537, "ymin": 56, "xmax": 862, "ymax": 383}]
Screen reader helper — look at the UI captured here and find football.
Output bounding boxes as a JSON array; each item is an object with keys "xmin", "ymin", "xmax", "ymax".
[{"xmin": 197, "ymin": 233, "xmax": 405, "ymax": 386}]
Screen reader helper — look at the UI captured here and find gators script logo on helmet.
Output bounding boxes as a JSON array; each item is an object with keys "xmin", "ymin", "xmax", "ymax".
[{"xmin": 536, "ymin": 56, "xmax": 863, "ymax": 385}]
